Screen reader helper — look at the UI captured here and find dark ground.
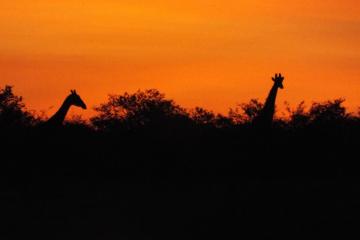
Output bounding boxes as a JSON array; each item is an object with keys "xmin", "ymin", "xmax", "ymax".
[
  {"xmin": 1, "ymin": 124, "xmax": 360, "ymax": 239},
  {"xmin": 1, "ymin": 87, "xmax": 360, "ymax": 239}
]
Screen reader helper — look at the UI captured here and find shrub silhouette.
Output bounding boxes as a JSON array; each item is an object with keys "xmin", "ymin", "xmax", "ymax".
[
  {"xmin": 0, "ymin": 85, "xmax": 34, "ymax": 128},
  {"xmin": 308, "ymin": 98, "xmax": 348, "ymax": 124},
  {"xmin": 228, "ymin": 99, "xmax": 263, "ymax": 124},
  {"xmin": 91, "ymin": 89, "xmax": 190, "ymax": 132},
  {"xmin": 285, "ymin": 101, "xmax": 309, "ymax": 128},
  {"xmin": 190, "ymin": 107, "xmax": 216, "ymax": 126},
  {"xmin": 1, "ymin": 86, "xmax": 360, "ymax": 239}
]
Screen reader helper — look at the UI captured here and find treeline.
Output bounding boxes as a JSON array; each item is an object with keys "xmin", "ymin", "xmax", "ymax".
[
  {"xmin": 1, "ymin": 85, "xmax": 359, "ymax": 132},
  {"xmin": 1, "ymin": 85, "xmax": 360, "ymax": 239}
]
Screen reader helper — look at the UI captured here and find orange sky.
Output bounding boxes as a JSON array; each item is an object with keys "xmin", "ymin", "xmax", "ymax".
[{"xmin": 0, "ymin": 0, "xmax": 359, "ymax": 118}]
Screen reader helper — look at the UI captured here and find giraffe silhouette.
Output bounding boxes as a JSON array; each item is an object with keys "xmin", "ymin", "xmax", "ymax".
[
  {"xmin": 253, "ymin": 73, "xmax": 284, "ymax": 130},
  {"xmin": 46, "ymin": 90, "xmax": 87, "ymax": 126}
]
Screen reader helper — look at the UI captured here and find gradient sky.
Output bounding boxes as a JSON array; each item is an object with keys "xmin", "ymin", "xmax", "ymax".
[{"xmin": 1, "ymin": 0, "xmax": 359, "ymax": 118}]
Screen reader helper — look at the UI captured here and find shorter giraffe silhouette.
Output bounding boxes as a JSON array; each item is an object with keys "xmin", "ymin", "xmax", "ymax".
[
  {"xmin": 253, "ymin": 73, "xmax": 284, "ymax": 130},
  {"xmin": 46, "ymin": 90, "xmax": 87, "ymax": 126}
]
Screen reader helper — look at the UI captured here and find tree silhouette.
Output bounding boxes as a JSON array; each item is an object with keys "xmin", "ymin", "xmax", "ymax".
[
  {"xmin": 308, "ymin": 99, "xmax": 347, "ymax": 124},
  {"xmin": 91, "ymin": 89, "xmax": 189, "ymax": 131},
  {"xmin": 0, "ymin": 85, "xmax": 34, "ymax": 128},
  {"xmin": 285, "ymin": 101, "xmax": 310, "ymax": 128},
  {"xmin": 228, "ymin": 99, "xmax": 263, "ymax": 124},
  {"xmin": 1, "ymin": 84, "xmax": 360, "ymax": 239},
  {"xmin": 190, "ymin": 107, "xmax": 216, "ymax": 126}
]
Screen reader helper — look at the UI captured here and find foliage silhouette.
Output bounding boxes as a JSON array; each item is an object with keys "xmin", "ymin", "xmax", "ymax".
[
  {"xmin": 1, "ymin": 85, "xmax": 360, "ymax": 239},
  {"xmin": 91, "ymin": 89, "xmax": 191, "ymax": 133},
  {"xmin": 285, "ymin": 101, "xmax": 309, "ymax": 128},
  {"xmin": 229, "ymin": 99, "xmax": 263, "ymax": 124},
  {"xmin": 309, "ymin": 98, "xmax": 347, "ymax": 123},
  {"xmin": 0, "ymin": 85, "xmax": 34, "ymax": 128}
]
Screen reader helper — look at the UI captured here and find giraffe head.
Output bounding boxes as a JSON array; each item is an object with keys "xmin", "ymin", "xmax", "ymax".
[
  {"xmin": 272, "ymin": 73, "xmax": 284, "ymax": 89},
  {"xmin": 68, "ymin": 90, "xmax": 87, "ymax": 109}
]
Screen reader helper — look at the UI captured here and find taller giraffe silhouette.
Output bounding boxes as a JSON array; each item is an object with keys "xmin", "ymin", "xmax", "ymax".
[
  {"xmin": 253, "ymin": 73, "xmax": 284, "ymax": 130},
  {"xmin": 46, "ymin": 90, "xmax": 87, "ymax": 126}
]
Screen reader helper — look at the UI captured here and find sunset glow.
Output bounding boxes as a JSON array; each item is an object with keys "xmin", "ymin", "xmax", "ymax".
[{"xmin": 1, "ymin": 0, "xmax": 360, "ymax": 118}]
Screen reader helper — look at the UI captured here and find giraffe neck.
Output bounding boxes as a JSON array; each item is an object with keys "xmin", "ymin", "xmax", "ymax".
[
  {"xmin": 253, "ymin": 83, "xmax": 279, "ymax": 129},
  {"xmin": 262, "ymin": 83, "xmax": 279, "ymax": 117},
  {"xmin": 47, "ymin": 97, "xmax": 72, "ymax": 126}
]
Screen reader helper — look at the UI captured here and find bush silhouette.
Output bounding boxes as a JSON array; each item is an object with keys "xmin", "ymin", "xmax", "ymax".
[
  {"xmin": 91, "ymin": 89, "xmax": 190, "ymax": 132},
  {"xmin": 190, "ymin": 107, "xmax": 216, "ymax": 126},
  {"xmin": 228, "ymin": 99, "xmax": 263, "ymax": 125},
  {"xmin": 1, "ymin": 85, "xmax": 360, "ymax": 239},
  {"xmin": 0, "ymin": 85, "xmax": 34, "ymax": 128},
  {"xmin": 308, "ymin": 98, "xmax": 348, "ymax": 124}
]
